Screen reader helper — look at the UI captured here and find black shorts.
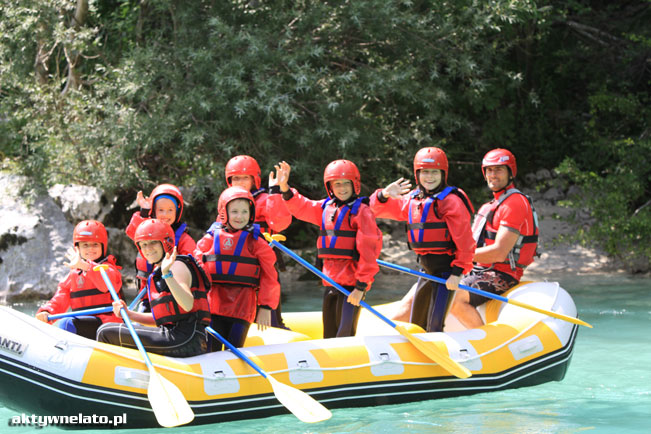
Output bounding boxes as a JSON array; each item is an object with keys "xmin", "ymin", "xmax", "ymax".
[{"xmin": 460, "ymin": 268, "xmax": 518, "ymax": 307}]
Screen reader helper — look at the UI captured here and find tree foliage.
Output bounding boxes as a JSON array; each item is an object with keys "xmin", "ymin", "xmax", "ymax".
[{"xmin": 1, "ymin": 0, "xmax": 649, "ymax": 266}]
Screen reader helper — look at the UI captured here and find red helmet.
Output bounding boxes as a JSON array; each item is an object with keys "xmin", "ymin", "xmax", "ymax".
[
  {"xmin": 217, "ymin": 186, "xmax": 256, "ymax": 226},
  {"xmin": 413, "ymin": 147, "xmax": 449, "ymax": 183},
  {"xmin": 134, "ymin": 219, "xmax": 175, "ymax": 259},
  {"xmin": 73, "ymin": 220, "xmax": 108, "ymax": 256},
  {"xmin": 323, "ymin": 160, "xmax": 361, "ymax": 198},
  {"xmin": 481, "ymin": 148, "xmax": 517, "ymax": 178},
  {"xmin": 225, "ymin": 155, "xmax": 262, "ymax": 190},
  {"xmin": 149, "ymin": 183, "xmax": 184, "ymax": 224}
]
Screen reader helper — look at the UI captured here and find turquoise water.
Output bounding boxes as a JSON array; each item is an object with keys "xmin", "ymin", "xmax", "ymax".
[{"xmin": 2, "ymin": 273, "xmax": 649, "ymax": 433}]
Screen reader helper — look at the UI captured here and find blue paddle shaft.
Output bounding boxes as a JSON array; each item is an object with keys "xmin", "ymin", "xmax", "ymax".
[
  {"xmin": 129, "ymin": 287, "xmax": 148, "ymax": 310},
  {"xmin": 47, "ymin": 306, "xmax": 112, "ymax": 320},
  {"xmin": 268, "ymin": 239, "xmax": 397, "ymax": 328},
  {"xmin": 46, "ymin": 287, "xmax": 147, "ymax": 321},
  {"xmin": 377, "ymin": 259, "xmax": 510, "ymax": 304},
  {"xmin": 205, "ymin": 327, "xmax": 267, "ymax": 379},
  {"xmin": 97, "ymin": 267, "xmax": 154, "ymax": 370}
]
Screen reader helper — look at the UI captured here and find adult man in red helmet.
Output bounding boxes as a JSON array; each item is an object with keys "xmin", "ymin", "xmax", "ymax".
[{"xmin": 450, "ymin": 148, "xmax": 539, "ymax": 329}]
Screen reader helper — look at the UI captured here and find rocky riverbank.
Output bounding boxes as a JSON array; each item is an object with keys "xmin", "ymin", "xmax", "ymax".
[{"xmin": 0, "ymin": 168, "xmax": 633, "ymax": 304}]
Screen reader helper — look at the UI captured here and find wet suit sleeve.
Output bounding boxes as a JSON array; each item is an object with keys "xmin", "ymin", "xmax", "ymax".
[
  {"xmin": 440, "ymin": 195, "xmax": 476, "ymax": 275},
  {"xmin": 282, "ymin": 188, "xmax": 325, "ymax": 227},
  {"xmin": 257, "ymin": 191, "xmax": 293, "ymax": 232},
  {"xmin": 369, "ymin": 189, "xmax": 411, "ymax": 221},
  {"xmin": 37, "ymin": 273, "xmax": 74, "ymax": 317},
  {"xmin": 352, "ymin": 205, "xmax": 382, "ymax": 288},
  {"xmin": 125, "ymin": 211, "xmax": 146, "ymax": 241},
  {"xmin": 85, "ymin": 261, "xmax": 123, "ymax": 294},
  {"xmin": 253, "ymin": 237, "xmax": 280, "ymax": 309}
]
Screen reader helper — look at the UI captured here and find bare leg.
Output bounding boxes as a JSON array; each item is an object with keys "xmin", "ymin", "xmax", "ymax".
[{"xmin": 450, "ymin": 289, "xmax": 484, "ymax": 329}]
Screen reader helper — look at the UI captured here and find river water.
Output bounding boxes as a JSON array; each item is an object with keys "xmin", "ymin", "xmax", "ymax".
[{"xmin": 1, "ymin": 273, "xmax": 649, "ymax": 433}]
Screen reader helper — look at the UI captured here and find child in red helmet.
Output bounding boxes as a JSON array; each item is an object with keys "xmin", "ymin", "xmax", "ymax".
[
  {"xmin": 224, "ymin": 155, "xmax": 292, "ymax": 329},
  {"xmin": 36, "ymin": 220, "xmax": 124, "ymax": 340},
  {"xmin": 275, "ymin": 160, "xmax": 382, "ymax": 338},
  {"xmin": 125, "ymin": 183, "xmax": 196, "ymax": 309},
  {"xmin": 194, "ymin": 186, "xmax": 280, "ymax": 351},
  {"xmin": 370, "ymin": 147, "xmax": 475, "ymax": 332},
  {"xmin": 97, "ymin": 219, "xmax": 211, "ymax": 357}
]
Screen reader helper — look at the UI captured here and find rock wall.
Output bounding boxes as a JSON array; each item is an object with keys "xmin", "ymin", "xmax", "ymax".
[{"xmin": 0, "ymin": 172, "xmax": 136, "ymax": 303}]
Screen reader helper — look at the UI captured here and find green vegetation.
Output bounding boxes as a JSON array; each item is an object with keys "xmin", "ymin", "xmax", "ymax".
[{"xmin": 1, "ymin": 1, "xmax": 649, "ymax": 268}]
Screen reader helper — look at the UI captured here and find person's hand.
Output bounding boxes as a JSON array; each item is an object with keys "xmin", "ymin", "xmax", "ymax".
[
  {"xmin": 255, "ymin": 308, "xmax": 272, "ymax": 331},
  {"xmin": 268, "ymin": 170, "xmax": 278, "ymax": 187},
  {"xmin": 347, "ymin": 289, "xmax": 365, "ymax": 306},
  {"xmin": 446, "ymin": 274, "xmax": 461, "ymax": 291},
  {"xmin": 112, "ymin": 299, "xmax": 128, "ymax": 318},
  {"xmin": 274, "ymin": 161, "xmax": 291, "ymax": 192},
  {"xmin": 64, "ymin": 247, "xmax": 87, "ymax": 271},
  {"xmin": 160, "ymin": 246, "xmax": 177, "ymax": 276},
  {"xmin": 136, "ymin": 190, "xmax": 151, "ymax": 209},
  {"xmin": 382, "ymin": 178, "xmax": 412, "ymax": 198},
  {"xmin": 35, "ymin": 311, "xmax": 50, "ymax": 323}
]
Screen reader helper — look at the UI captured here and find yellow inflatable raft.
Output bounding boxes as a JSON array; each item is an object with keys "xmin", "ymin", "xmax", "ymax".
[{"xmin": 0, "ymin": 281, "xmax": 579, "ymax": 428}]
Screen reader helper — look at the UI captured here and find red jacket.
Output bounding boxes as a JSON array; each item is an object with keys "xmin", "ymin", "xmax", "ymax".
[
  {"xmin": 473, "ymin": 185, "xmax": 539, "ymax": 281},
  {"xmin": 37, "ymin": 256, "xmax": 123, "ymax": 324},
  {"xmin": 252, "ymin": 189, "xmax": 292, "ymax": 234},
  {"xmin": 195, "ymin": 224, "xmax": 280, "ymax": 323},
  {"xmin": 283, "ymin": 189, "xmax": 381, "ymax": 288},
  {"xmin": 370, "ymin": 187, "xmax": 475, "ymax": 275}
]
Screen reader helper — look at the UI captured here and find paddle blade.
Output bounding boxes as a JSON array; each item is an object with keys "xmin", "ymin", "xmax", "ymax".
[
  {"xmin": 147, "ymin": 368, "xmax": 195, "ymax": 427},
  {"xmin": 508, "ymin": 299, "xmax": 593, "ymax": 328},
  {"xmin": 267, "ymin": 376, "xmax": 332, "ymax": 423},
  {"xmin": 395, "ymin": 325, "xmax": 472, "ymax": 379}
]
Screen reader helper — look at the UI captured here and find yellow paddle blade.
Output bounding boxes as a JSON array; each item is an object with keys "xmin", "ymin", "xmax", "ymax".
[
  {"xmin": 263, "ymin": 232, "xmax": 286, "ymax": 243},
  {"xmin": 508, "ymin": 299, "xmax": 593, "ymax": 328},
  {"xmin": 147, "ymin": 367, "xmax": 195, "ymax": 428},
  {"xmin": 395, "ymin": 325, "xmax": 472, "ymax": 379},
  {"xmin": 267, "ymin": 376, "xmax": 332, "ymax": 423}
]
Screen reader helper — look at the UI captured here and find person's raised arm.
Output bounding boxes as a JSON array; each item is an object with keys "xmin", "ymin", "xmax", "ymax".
[
  {"xmin": 275, "ymin": 161, "xmax": 292, "ymax": 193},
  {"xmin": 382, "ymin": 177, "xmax": 412, "ymax": 199},
  {"xmin": 160, "ymin": 247, "xmax": 195, "ymax": 312}
]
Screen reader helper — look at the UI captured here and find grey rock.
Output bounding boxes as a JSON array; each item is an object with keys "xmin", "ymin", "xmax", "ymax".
[
  {"xmin": 524, "ymin": 173, "xmax": 537, "ymax": 186},
  {"xmin": 1, "ymin": 172, "xmax": 72, "ymax": 302},
  {"xmin": 542, "ymin": 187, "xmax": 563, "ymax": 203},
  {"xmin": 48, "ymin": 183, "xmax": 111, "ymax": 223},
  {"xmin": 567, "ymin": 185, "xmax": 582, "ymax": 198},
  {"xmin": 535, "ymin": 169, "xmax": 552, "ymax": 181}
]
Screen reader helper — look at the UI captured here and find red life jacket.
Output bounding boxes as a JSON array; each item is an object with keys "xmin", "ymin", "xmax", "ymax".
[
  {"xmin": 135, "ymin": 223, "xmax": 188, "ymax": 287},
  {"xmin": 147, "ymin": 255, "xmax": 211, "ymax": 327},
  {"xmin": 70, "ymin": 256, "xmax": 124, "ymax": 312},
  {"xmin": 201, "ymin": 223, "xmax": 261, "ymax": 287},
  {"xmin": 317, "ymin": 197, "xmax": 366, "ymax": 260},
  {"xmin": 406, "ymin": 186, "xmax": 474, "ymax": 254},
  {"xmin": 472, "ymin": 188, "xmax": 539, "ymax": 272}
]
